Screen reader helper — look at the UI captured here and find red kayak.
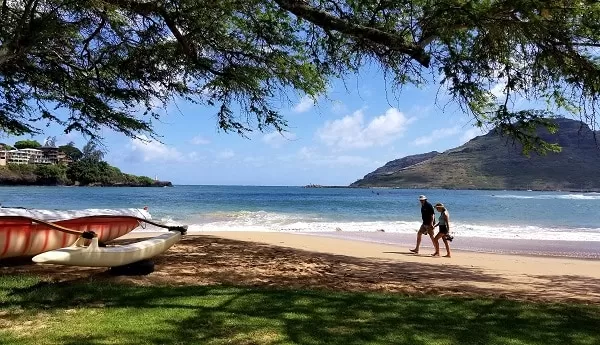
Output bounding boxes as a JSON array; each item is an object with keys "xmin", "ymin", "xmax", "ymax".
[{"xmin": 0, "ymin": 208, "xmax": 151, "ymax": 259}]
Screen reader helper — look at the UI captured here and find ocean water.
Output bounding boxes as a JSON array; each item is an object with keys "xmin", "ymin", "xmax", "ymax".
[{"xmin": 1, "ymin": 185, "xmax": 600, "ymax": 243}]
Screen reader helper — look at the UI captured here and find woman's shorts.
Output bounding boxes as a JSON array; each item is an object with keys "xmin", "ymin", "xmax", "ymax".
[{"xmin": 439, "ymin": 225, "xmax": 449, "ymax": 234}]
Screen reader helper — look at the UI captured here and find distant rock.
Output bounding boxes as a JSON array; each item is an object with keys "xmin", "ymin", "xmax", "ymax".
[{"xmin": 351, "ymin": 118, "xmax": 600, "ymax": 191}]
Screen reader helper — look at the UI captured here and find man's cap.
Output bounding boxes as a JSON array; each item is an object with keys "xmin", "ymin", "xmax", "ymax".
[{"xmin": 418, "ymin": 195, "xmax": 427, "ymax": 201}]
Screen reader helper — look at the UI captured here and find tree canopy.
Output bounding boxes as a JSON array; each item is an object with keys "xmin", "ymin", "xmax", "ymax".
[
  {"xmin": 0, "ymin": 143, "xmax": 14, "ymax": 150},
  {"xmin": 1, "ymin": 0, "xmax": 599, "ymax": 153},
  {"xmin": 13, "ymin": 140, "xmax": 41, "ymax": 149},
  {"xmin": 81, "ymin": 141, "xmax": 105, "ymax": 161},
  {"xmin": 58, "ymin": 142, "xmax": 83, "ymax": 161}
]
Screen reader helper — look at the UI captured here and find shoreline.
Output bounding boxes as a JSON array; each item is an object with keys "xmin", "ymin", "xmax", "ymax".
[
  {"xmin": 0, "ymin": 183, "xmax": 172, "ymax": 187},
  {"xmin": 299, "ymin": 231, "xmax": 600, "ymax": 259},
  {"xmin": 129, "ymin": 229, "xmax": 600, "ymax": 259},
  {"xmin": 307, "ymin": 185, "xmax": 600, "ymax": 192}
]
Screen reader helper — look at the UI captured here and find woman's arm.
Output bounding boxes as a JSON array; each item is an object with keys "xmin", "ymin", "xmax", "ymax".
[{"xmin": 444, "ymin": 211, "xmax": 450, "ymax": 230}]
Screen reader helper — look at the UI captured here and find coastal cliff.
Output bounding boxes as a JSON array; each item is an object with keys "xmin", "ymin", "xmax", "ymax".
[{"xmin": 351, "ymin": 118, "xmax": 600, "ymax": 191}]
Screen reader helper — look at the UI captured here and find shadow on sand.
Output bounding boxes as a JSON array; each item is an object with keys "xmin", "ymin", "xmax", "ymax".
[{"xmin": 2, "ymin": 235, "xmax": 599, "ymax": 303}]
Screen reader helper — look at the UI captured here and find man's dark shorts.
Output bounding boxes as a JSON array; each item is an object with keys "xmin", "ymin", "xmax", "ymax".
[{"xmin": 419, "ymin": 224, "xmax": 434, "ymax": 235}]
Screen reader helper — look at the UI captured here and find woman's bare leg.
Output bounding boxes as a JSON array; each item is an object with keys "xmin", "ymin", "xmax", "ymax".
[
  {"xmin": 431, "ymin": 232, "xmax": 443, "ymax": 256},
  {"xmin": 442, "ymin": 237, "xmax": 451, "ymax": 257}
]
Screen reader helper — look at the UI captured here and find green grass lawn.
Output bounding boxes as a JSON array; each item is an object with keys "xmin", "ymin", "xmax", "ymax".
[{"xmin": 1, "ymin": 275, "xmax": 599, "ymax": 345}]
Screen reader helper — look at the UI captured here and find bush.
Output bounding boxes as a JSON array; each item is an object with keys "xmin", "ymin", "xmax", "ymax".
[{"xmin": 35, "ymin": 164, "xmax": 68, "ymax": 185}]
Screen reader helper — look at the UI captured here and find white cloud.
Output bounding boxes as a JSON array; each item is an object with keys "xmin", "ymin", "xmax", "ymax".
[
  {"xmin": 317, "ymin": 108, "xmax": 413, "ymax": 150},
  {"xmin": 292, "ymin": 95, "xmax": 316, "ymax": 113},
  {"xmin": 330, "ymin": 101, "xmax": 348, "ymax": 115},
  {"xmin": 408, "ymin": 105, "xmax": 433, "ymax": 118},
  {"xmin": 262, "ymin": 131, "xmax": 297, "ymax": 148},
  {"xmin": 57, "ymin": 132, "xmax": 78, "ymax": 145},
  {"xmin": 217, "ymin": 149, "xmax": 235, "ymax": 160},
  {"xmin": 460, "ymin": 126, "xmax": 488, "ymax": 144},
  {"xmin": 293, "ymin": 146, "xmax": 370, "ymax": 167},
  {"xmin": 190, "ymin": 135, "xmax": 210, "ymax": 145},
  {"xmin": 490, "ymin": 82, "xmax": 507, "ymax": 99},
  {"xmin": 334, "ymin": 155, "xmax": 371, "ymax": 166},
  {"xmin": 128, "ymin": 135, "xmax": 192, "ymax": 162},
  {"xmin": 243, "ymin": 156, "xmax": 266, "ymax": 167},
  {"xmin": 413, "ymin": 126, "xmax": 460, "ymax": 146}
]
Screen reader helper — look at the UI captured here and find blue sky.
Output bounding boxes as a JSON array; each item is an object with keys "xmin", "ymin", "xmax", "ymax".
[{"xmin": 3, "ymin": 66, "xmax": 490, "ymax": 186}]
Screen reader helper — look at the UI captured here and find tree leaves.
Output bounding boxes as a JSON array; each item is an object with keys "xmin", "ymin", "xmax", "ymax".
[{"xmin": 1, "ymin": 0, "xmax": 599, "ymax": 153}]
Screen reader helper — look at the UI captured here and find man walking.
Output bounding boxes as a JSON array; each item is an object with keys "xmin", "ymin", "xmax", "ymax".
[{"xmin": 410, "ymin": 195, "xmax": 439, "ymax": 255}]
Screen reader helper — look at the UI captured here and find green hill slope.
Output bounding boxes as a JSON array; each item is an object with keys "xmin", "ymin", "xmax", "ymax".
[{"xmin": 351, "ymin": 118, "xmax": 600, "ymax": 191}]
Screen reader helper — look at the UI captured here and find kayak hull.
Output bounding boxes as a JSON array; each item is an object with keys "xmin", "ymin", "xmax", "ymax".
[
  {"xmin": 0, "ymin": 215, "xmax": 142, "ymax": 259},
  {"xmin": 32, "ymin": 232, "xmax": 182, "ymax": 267}
]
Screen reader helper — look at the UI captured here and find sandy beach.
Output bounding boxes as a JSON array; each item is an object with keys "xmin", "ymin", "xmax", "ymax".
[{"xmin": 2, "ymin": 231, "xmax": 600, "ymax": 304}]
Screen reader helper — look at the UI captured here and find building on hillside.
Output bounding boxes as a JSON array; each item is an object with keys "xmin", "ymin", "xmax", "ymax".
[
  {"xmin": 2, "ymin": 148, "xmax": 44, "ymax": 165},
  {"xmin": 0, "ymin": 147, "xmax": 72, "ymax": 166},
  {"xmin": 40, "ymin": 147, "xmax": 71, "ymax": 165},
  {"xmin": 6, "ymin": 149, "xmax": 31, "ymax": 164},
  {"xmin": 15, "ymin": 148, "xmax": 45, "ymax": 164}
]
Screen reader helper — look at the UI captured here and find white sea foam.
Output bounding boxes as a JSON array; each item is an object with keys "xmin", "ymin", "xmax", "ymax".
[
  {"xmin": 142, "ymin": 210, "xmax": 600, "ymax": 242},
  {"xmin": 492, "ymin": 194, "xmax": 600, "ymax": 200}
]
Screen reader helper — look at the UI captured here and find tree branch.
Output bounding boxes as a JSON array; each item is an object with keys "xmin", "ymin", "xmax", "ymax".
[
  {"xmin": 272, "ymin": 0, "xmax": 430, "ymax": 67},
  {"xmin": 159, "ymin": 10, "xmax": 225, "ymax": 77},
  {"xmin": 81, "ymin": 16, "xmax": 107, "ymax": 56},
  {"xmin": 101, "ymin": 0, "xmax": 225, "ymax": 76}
]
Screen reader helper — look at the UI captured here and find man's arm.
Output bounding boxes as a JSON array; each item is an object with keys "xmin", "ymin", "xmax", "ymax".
[{"xmin": 429, "ymin": 205, "xmax": 435, "ymax": 226}]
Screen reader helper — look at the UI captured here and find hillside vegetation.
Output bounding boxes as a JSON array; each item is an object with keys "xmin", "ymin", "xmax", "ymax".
[
  {"xmin": 0, "ymin": 140, "xmax": 170, "ymax": 187},
  {"xmin": 351, "ymin": 118, "xmax": 600, "ymax": 191},
  {"xmin": 0, "ymin": 160, "xmax": 170, "ymax": 187}
]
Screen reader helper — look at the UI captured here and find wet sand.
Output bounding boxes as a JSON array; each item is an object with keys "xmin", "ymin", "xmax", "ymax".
[{"xmin": 301, "ymin": 231, "xmax": 600, "ymax": 259}]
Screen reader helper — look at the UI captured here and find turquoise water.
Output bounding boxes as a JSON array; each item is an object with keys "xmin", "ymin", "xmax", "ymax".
[{"xmin": 1, "ymin": 185, "xmax": 599, "ymax": 241}]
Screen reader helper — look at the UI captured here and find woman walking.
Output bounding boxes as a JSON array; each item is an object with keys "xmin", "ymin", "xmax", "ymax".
[{"xmin": 432, "ymin": 203, "xmax": 452, "ymax": 258}]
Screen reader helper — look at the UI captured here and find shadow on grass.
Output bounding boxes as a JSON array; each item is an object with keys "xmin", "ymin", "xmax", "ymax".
[{"xmin": 1, "ymin": 277, "xmax": 600, "ymax": 345}]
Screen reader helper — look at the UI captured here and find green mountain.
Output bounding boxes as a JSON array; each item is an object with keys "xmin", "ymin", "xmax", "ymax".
[{"xmin": 350, "ymin": 118, "xmax": 600, "ymax": 191}]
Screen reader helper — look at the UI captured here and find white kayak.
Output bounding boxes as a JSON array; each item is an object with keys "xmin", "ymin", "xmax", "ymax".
[{"xmin": 32, "ymin": 231, "xmax": 182, "ymax": 267}]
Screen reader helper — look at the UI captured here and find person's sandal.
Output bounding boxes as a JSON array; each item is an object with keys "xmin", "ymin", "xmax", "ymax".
[{"xmin": 409, "ymin": 249, "xmax": 418, "ymax": 254}]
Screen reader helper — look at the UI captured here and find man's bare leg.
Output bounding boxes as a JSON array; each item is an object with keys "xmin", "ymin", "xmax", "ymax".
[
  {"xmin": 410, "ymin": 232, "xmax": 423, "ymax": 253},
  {"xmin": 429, "ymin": 230, "xmax": 439, "ymax": 256}
]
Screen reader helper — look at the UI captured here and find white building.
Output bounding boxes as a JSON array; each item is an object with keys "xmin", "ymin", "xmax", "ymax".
[
  {"xmin": 0, "ymin": 147, "xmax": 72, "ymax": 166},
  {"xmin": 0, "ymin": 149, "xmax": 47, "ymax": 165}
]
